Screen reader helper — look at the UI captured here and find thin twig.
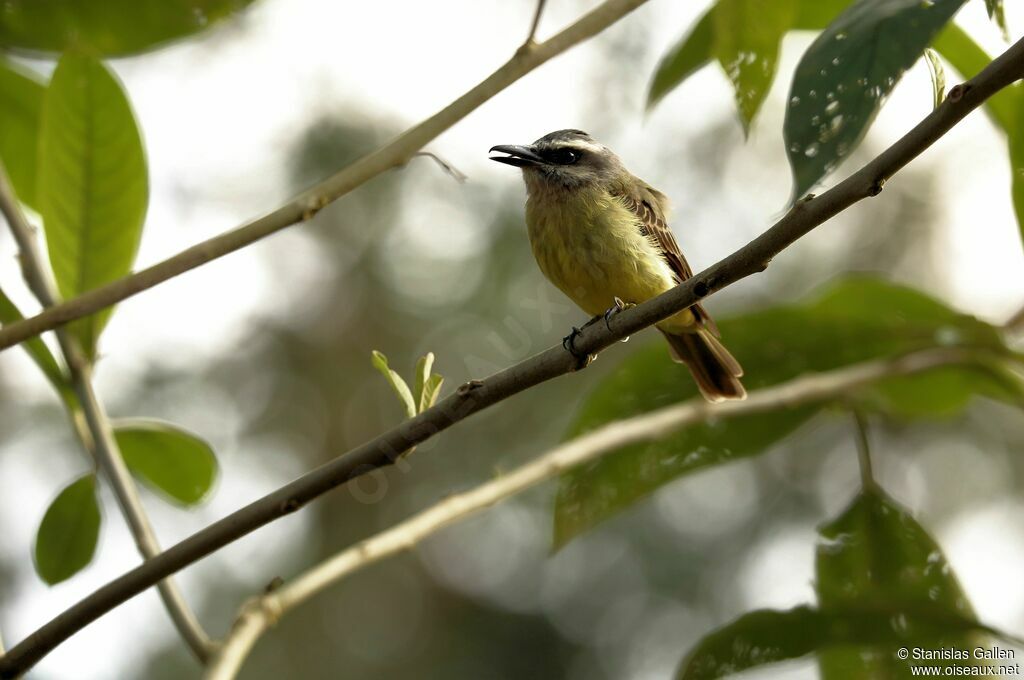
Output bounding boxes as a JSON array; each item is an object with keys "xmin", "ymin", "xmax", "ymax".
[
  {"xmin": 525, "ymin": 0, "xmax": 549, "ymax": 46},
  {"xmin": 0, "ymin": 0, "xmax": 649, "ymax": 355},
  {"xmin": 204, "ymin": 347, "xmax": 979, "ymax": 680},
  {"xmin": 413, "ymin": 151, "xmax": 468, "ymax": 183},
  {"xmin": 851, "ymin": 409, "xmax": 876, "ymax": 492},
  {"xmin": 3, "ymin": 30, "xmax": 1024, "ymax": 680},
  {"xmin": 0, "ymin": 163, "xmax": 216, "ymax": 662}
]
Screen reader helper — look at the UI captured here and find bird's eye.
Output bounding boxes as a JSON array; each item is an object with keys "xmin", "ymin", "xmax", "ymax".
[{"xmin": 549, "ymin": 149, "xmax": 579, "ymax": 165}]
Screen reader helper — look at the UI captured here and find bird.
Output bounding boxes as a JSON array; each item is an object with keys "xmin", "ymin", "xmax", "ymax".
[{"xmin": 489, "ymin": 129, "xmax": 745, "ymax": 402}]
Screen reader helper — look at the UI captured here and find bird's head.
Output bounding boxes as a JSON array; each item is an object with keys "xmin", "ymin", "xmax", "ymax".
[{"xmin": 489, "ymin": 129, "xmax": 623, "ymax": 193}]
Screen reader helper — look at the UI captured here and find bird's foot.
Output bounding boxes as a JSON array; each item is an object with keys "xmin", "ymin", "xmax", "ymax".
[
  {"xmin": 562, "ymin": 326, "xmax": 594, "ymax": 370},
  {"xmin": 604, "ymin": 297, "xmax": 634, "ymax": 340}
]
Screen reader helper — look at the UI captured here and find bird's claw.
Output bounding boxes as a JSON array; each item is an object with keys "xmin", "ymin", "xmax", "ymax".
[
  {"xmin": 598, "ymin": 296, "xmax": 630, "ymax": 340},
  {"xmin": 561, "ymin": 326, "xmax": 594, "ymax": 370}
]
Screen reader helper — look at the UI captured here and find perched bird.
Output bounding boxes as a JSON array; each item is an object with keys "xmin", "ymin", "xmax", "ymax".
[{"xmin": 490, "ymin": 129, "xmax": 745, "ymax": 402}]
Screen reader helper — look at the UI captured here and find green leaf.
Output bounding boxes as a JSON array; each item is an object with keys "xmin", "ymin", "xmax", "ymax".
[
  {"xmin": 371, "ymin": 350, "xmax": 417, "ymax": 418},
  {"xmin": 421, "ymin": 373, "xmax": 445, "ymax": 413},
  {"xmin": 553, "ymin": 277, "xmax": 1011, "ymax": 549},
  {"xmin": 793, "ymin": 0, "xmax": 855, "ymax": 29},
  {"xmin": 414, "ymin": 352, "xmax": 434, "ymax": 413},
  {"xmin": 866, "ymin": 362, "xmax": 1024, "ymax": 418},
  {"xmin": 34, "ymin": 474, "xmax": 101, "ymax": 585},
  {"xmin": 713, "ymin": 0, "xmax": 797, "ymax": 134},
  {"xmin": 923, "ymin": 48, "xmax": 945, "ymax": 111},
  {"xmin": 113, "ymin": 420, "xmax": 218, "ymax": 506},
  {"xmin": 0, "ymin": 286, "xmax": 71, "ymax": 399},
  {"xmin": 815, "ymin": 487, "xmax": 981, "ymax": 677},
  {"xmin": 647, "ymin": 0, "xmax": 855, "ymax": 113},
  {"xmin": 647, "ymin": 10, "xmax": 716, "ymax": 111},
  {"xmin": 37, "ymin": 53, "xmax": 148, "ymax": 359},
  {"xmin": 0, "ymin": 58, "xmax": 45, "ymax": 208},
  {"xmin": 0, "ymin": 0, "xmax": 258, "ymax": 57},
  {"xmin": 984, "ymin": 0, "xmax": 1009, "ymax": 41},
  {"xmin": 677, "ymin": 604, "xmax": 993, "ymax": 679},
  {"xmin": 784, "ymin": 0, "xmax": 967, "ymax": 199}
]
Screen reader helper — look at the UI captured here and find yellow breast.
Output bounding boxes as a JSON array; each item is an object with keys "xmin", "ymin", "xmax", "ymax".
[{"xmin": 524, "ymin": 188, "xmax": 684, "ymax": 323}]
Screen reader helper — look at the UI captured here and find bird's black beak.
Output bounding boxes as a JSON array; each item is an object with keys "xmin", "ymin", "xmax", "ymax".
[{"xmin": 489, "ymin": 144, "xmax": 545, "ymax": 168}]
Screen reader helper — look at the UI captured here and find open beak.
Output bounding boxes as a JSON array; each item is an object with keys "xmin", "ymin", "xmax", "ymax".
[{"xmin": 489, "ymin": 144, "xmax": 545, "ymax": 168}]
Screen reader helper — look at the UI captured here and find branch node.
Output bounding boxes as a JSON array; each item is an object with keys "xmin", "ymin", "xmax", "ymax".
[
  {"xmin": 278, "ymin": 498, "xmax": 302, "ymax": 515},
  {"xmin": 301, "ymin": 195, "xmax": 329, "ymax": 222},
  {"xmin": 947, "ymin": 83, "xmax": 971, "ymax": 103},
  {"xmin": 456, "ymin": 379, "xmax": 485, "ymax": 397},
  {"xmin": 263, "ymin": 576, "xmax": 284, "ymax": 594},
  {"xmin": 868, "ymin": 179, "xmax": 885, "ymax": 196},
  {"xmin": 693, "ymin": 280, "xmax": 709, "ymax": 298}
]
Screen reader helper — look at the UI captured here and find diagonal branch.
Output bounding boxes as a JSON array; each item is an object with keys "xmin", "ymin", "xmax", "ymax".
[
  {"xmin": 205, "ymin": 347, "xmax": 981, "ymax": 680},
  {"xmin": 0, "ymin": 163, "xmax": 216, "ymax": 662},
  {"xmin": 3, "ymin": 25, "xmax": 1024, "ymax": 680},
  {"xmin": 0, "ymin": 0, "xmax": 650, "ymax": 355}
]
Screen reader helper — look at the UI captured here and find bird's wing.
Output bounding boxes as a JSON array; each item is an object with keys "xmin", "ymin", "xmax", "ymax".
[{"xmin": 613, "ymin": 180, "xmax": 720, "ymax": 335}]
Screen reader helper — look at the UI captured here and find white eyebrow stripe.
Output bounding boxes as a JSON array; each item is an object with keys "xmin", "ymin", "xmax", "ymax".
[{"xmin": 549, "ymin": 140, "xmax": 605, "ymax": 153}]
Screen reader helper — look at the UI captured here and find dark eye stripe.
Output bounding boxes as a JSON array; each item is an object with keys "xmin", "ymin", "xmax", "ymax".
[{"xmin": 543, "ymin": 148, "xmax": 580, "ymax": 165}]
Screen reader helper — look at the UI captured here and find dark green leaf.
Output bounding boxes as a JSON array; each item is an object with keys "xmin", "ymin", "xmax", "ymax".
[
  {"xmin": 816, "ymin": 487, "xmax": 981, "ymax": 677},
  {"xmin": 0, "ymin": 0, "xmax": 258, "ymax": 57},
  {"xmin": 114, "ymin": 420, "xmax": 218, "ymax": 506},
  {"xmin": 553, "ymin": 277, "xmax": 1010, "ymax": 549},
  {"xmin": 34, "ymin": 474, "xmax": 101, "ymax": 585},
  {"xmin": 677, "ymin": 605, "xmax": 993, "ymax": 679},
  {"xmin": 37, "ymin": 54, "xmax": 148, "ymax": 359},
  {"xmin": 0, "ymin": 58, "xmax": 44, "ymax": 207},
  {"xmin": 0, "ymin": 286, "xmax": 71, "ymax": 399},
  {"xmin": 784, "ymin": 0, "xmax": 967, "ymax": 199},
  {"xmin": 713, "ymin": 0, "xmax": 797, "ymax": 133}
]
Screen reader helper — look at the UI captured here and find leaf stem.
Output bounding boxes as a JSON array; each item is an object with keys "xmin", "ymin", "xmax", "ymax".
[
  {"xmin": 0, "ymin": 161, "xmax": 216, "ymax": 662},
  {"xmin": 851, "ymin": 409, "xmax": 877, "ymax": 492}
]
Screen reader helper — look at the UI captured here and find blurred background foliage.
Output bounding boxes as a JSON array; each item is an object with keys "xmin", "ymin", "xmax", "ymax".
[{"xmin": 0, "ymin": 0, "xmax": 1023, "ymax": 678}]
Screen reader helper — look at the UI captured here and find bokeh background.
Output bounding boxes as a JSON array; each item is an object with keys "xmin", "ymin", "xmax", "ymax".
[{"xmin": 1, "ymin": 0, "xmax": 1023, "ymax": 678}]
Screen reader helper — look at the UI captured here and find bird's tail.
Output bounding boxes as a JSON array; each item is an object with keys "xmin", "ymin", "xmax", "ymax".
[{"xmin": 660, "ymin": 328, "xmax": 746, "ymax": 403}]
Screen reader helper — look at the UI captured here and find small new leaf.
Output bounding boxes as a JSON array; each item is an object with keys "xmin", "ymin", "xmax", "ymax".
[
  {"xmin": 924, "ymin": 48, "xmax": 946, "ymax": 111},
  {"xmin": 414, "ymin": 352, "xmax": 434, "ymax": 410},
  {"xmin": 34, "ymin": 474, "xmax": 101, "ymax": 585},
  {"xmin": 371, "ymin": 351, "xmax": 417, "ymax": 418},
  {"xmin": 420, "ymin": 373, "xmax": 445, "ymax": 413}
]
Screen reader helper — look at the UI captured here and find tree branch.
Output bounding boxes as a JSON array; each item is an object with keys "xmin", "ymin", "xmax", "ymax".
[
  {"xmin": 2, "ymin": 25, "xmax": 1023, "ymax": 680},
  {"xmin": 204, "ymin": 347, "xmax": 980, "ymax": 680},
  {"xmin": 0, "ymin": 0, "xmax": 650, "ymax": 355},
  {"xmin": 0, "ymin": 163, "xmax": 216, "ymax": 662}
]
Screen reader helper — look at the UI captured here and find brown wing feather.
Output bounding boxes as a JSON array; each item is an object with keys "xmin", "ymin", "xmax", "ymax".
[{"xmin": 612, "ymin": 181, "xmax": 720, "ymax": 336}]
